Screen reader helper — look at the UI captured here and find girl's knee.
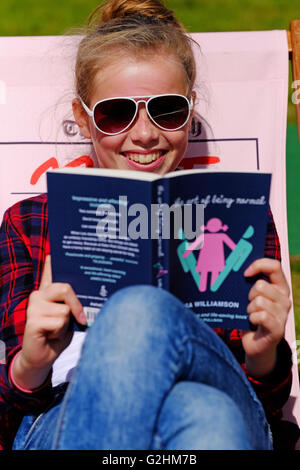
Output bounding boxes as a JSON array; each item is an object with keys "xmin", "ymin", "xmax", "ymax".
[
  {"xmin": 98, "ymin": 285, "xmax": 186, "ymax": 329},
  {"xmin": 87, "ymin": 286, "xmax": 176, "ymax": 353},
  {"xmin": 157, "ymin": 382, "xmax": 251, "ymax": 450}
]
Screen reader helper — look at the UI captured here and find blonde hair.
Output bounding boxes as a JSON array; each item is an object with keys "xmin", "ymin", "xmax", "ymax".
[{"xmin": 75, "ymin": 0, "xmax": 197, "ymax": 104}]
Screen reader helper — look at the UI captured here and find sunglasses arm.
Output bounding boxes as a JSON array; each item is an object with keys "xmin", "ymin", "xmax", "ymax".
[{"xmin": 79, "ymin": 98, "xmax": 93, "ymax": 117}]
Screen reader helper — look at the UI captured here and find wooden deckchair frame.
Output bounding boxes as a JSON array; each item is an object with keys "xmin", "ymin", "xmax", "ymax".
[
  {"xmin": 286, "ymin": 20, "xmax": 300, "ymax": 449},
  {"xmin": 288, "ymin": 20, "xmax": 300, "ymax": 146}
]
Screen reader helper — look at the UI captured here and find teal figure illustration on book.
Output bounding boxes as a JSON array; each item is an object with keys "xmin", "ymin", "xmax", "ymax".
[
  {"xmin": 177, "ymin": 228, "xmax": 200, "ymax": 288},
  {"xmin": 210, "ymin": 225, "xmax": 254, "ymax": 292},
  {"xmin": 183, "ymin": 218, "xmax": 236, "ymax": 292}
]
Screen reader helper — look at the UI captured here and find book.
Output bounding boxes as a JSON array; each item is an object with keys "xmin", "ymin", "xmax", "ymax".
[{"xmin": 47, "ymin": 167, "xmax": 271, "ymax": 331}]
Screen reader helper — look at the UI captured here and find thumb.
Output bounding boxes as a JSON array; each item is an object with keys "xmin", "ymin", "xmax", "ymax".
[{"xmin": 39, "ymin": 255, "xmax": 53, "ymax": 290}]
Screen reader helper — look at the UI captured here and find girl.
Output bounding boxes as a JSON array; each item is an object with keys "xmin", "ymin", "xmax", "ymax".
[{"xmin": 0, "ymin": 0, "xmax": 294, "ymax": 450}]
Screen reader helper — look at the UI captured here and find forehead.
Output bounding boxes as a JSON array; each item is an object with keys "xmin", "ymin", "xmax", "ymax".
[{"xmin": 90, "ymin": 53, "xmax": 188, "ymax": 102}]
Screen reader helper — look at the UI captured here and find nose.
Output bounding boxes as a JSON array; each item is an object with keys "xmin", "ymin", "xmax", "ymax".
[{"xmin": 129, "ymin": 103, "xmax": 160, "ymax": 147}]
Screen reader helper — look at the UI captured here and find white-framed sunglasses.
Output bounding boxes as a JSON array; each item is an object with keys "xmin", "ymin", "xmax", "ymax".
[{"xmin": 80, "ymin": 93, "xmax": 193, "ymax": 135}]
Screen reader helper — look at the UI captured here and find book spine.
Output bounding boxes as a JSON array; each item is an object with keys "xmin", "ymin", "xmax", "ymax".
[{"xmin": 152, "ymin": 179, "xmax": 170, "ymax": 292}]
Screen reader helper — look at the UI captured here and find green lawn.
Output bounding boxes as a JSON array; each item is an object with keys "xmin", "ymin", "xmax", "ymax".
[
  {"xmin": 291, "ymin": 257, "xmax": 300, "ymax": 336},
  {"xmin": 0, "ymin": 0, "xmax": 299, "ymax": 37},
  {"xmin": 290, "ymin": 257, "xmax": 300, "ymax": 371},
  {"xmin": 1, "ymin": 0, "xmax": 300, "ymax": 364},
  {"xmin": 287, "ymin": 125, "xmax": 300, "ymax": 368}
]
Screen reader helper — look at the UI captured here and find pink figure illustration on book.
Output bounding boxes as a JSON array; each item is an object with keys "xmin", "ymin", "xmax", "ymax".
[
  {"xmin": 183, "ymin": 217, "xmax": 236, "ymax": 292},
  {"xmin": 153, "ymin": 262, "xmax": 168, "ymax": 279}
]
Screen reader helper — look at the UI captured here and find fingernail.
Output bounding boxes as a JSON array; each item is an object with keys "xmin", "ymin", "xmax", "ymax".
[
  {"xmin": 244, "ymin": 266, "xmax": 252, "ymax": 276},
  {"xmin": 79, "ymin": 311, "xmax": 87, "ymax": 324}
]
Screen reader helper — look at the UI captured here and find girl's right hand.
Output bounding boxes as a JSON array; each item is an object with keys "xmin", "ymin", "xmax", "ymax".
[{"xmin": 11, "ymin": 255, "xmax": 86, "ymax": 390}]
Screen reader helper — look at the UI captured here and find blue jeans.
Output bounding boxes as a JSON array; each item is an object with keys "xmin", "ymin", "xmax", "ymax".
[{"xmin": 13, "ymin": 285, "xmax": 272, "ymax": 450}]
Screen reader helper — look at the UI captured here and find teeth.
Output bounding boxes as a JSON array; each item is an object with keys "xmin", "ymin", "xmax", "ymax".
[{"xmin": 123, "ymin": 152, "xmax": 163, "ymax": 164}]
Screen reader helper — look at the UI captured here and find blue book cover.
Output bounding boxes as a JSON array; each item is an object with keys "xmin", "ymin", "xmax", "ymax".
[{"xmin": 47, "ymin": 168, "xmax": 271, "ymax": 330}]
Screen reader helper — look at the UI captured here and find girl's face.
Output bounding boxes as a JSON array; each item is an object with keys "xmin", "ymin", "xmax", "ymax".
[{"xmin": 73, "ymin": 54, "xmax": 194, "ymax": 175}]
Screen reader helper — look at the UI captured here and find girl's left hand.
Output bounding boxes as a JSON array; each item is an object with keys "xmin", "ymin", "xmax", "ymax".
[{"xmin": 242, "ymin": 258, "xmax": 291, "ymax": 378}]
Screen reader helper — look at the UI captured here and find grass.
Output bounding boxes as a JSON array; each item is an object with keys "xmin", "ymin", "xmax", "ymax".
[
  {"xmin": 290, "ymin": 257, "xmax": 300, "ymax": 372},
  {"xmin": 171, "ymin": 0, "xmax": 300, "ymax": 33},
  {"xmin": 1, "ymin": 0, "xmax": 299, "ymax": 36},
  {"xmin": 1, "ymin": 0, "xmax": 300, "ymax": 363},
  {"xmin": 290, "ymin": 258, "xmax": 300, "ymax": 337}
]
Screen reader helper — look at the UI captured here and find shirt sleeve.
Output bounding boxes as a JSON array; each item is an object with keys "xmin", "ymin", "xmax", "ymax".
[{"xmin": 0, "ymin": 196, "xmax": 53, "ymax": 449}]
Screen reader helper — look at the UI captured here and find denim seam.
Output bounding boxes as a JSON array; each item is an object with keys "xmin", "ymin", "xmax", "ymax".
[
  {"xmin": 51, "ymin": 367, "xmax": 80, "ymax": 449},
  {"xmin": 20, "ymin": 413, "xmax": 44, "ymax": 449},
  {"xmin": 21, "ymin": 400, "xmax": 55, "ymax": 450},
  {"xmin": 20, "ymin": 385, "xmax": 67, "ymax": 449}
]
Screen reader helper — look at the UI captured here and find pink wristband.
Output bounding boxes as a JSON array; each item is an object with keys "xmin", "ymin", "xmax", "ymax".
[{"xmin": 9, "ymin": 350, "xmax": 34, "ymax": 394}]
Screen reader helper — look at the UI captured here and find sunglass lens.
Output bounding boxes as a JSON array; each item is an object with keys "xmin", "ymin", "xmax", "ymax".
[
  {"xmin": 148, "ymin": 95, "xmax": 189, "ymax": 130},
  {"xmin": 94, "ymin": 98, "xmax": 136, "ymax": 134}
]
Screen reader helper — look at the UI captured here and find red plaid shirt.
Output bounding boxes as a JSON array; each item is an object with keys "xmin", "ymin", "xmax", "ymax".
[{"xmin": 0, "ymin": 194, "xmax": 293, "ymax": 449}]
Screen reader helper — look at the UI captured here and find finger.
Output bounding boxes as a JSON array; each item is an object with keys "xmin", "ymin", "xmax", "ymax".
[
  {"xmin": 29, "ymin": 283, "xmax": 86, "ymax": 326},
  {"xmin": 247, "ymin": 295, "xmax": 275, "ymax": 315},
  {"xmin": 27, "ymin": 298, "xmax": 70, "ymax": 324},
  {"xmin": 247, "ymin": 296, "xmax": 288, "ymax": 327},
  {"xmin": 248, "ymin": 279, "xmax": 274, "ymax": 302},
  {"xmin": 40, "ymin": 255, "xmax": 53, "ymax": 290},
  {"xmin": 28, "ymin": 313, "xmax": 72, "ymax": 342},
  {"xmin": 248, "ymin": 279, "xmax": 291, "ymax": 309},
  {"xmin": 43, "ymin": 301, "xmax": 71, "ymax": 318},
  {"xmin": 244, "ymin": 258, "xmax": 290, "ymax": 295},
  {"xmin": 42, "ymin": 283, "xmax": 86, "ymax": 325},
  {"xmin": 247, "ymin": 295, "xmax": 288, "ymax": 336},
  {"xmin": 43, "ymin": 316, "xmax": 71, "ymax": 340},
  {"xmin": 248, "ymin": 310, "xmax": 285, "ymax": 339}
]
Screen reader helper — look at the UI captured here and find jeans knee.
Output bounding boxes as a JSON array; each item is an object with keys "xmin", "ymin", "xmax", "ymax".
[
  {"xmin": 99, "ymin": 285, "xmax": 187, "ymax": 333},
  {"xmin": 86, "ymin": 285, "xmax": 195, "ymax": 364},
  {"xmin": 159, "ymin": 381, "xmax": 237, "ymax": 423},
  {"xmin": 157, "ymin": 382, "xmax": 251, "ymax": 450}
]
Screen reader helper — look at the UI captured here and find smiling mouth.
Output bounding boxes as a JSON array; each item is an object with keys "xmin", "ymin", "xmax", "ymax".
[{"xmin": 121, "ymin": 151, "xmax": 166, "ymax": 165}]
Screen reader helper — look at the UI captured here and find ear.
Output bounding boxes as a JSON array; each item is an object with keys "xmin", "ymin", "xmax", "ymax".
[
  {"xmin": 190, "ymin": 90, "xmax": 197, "ymax": 117},
  {"xmin": 188, "ymin": 90, "xmax": 197, "ymax": 129},
  {"xmin": 72, "ymin": 98, "xmax": 92, "ymax": 139}
]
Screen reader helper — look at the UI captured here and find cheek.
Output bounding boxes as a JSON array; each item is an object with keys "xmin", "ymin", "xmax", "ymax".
[
  {"xmin": 170, "ymin": 130, "xmax": 189, "ymax": 159},
  {"xmin": 91, "ymin": 133, "xmax": 124, "ymax": 165}
]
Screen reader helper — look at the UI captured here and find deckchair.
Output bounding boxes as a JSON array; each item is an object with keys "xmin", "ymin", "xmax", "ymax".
[
  {"xmin": 0, "ymin": 22, "xmax": 299, "ymax": 449},
  {"xmin": 289, "ymin": 21, "xmax": 300, "ymax": 147}
]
